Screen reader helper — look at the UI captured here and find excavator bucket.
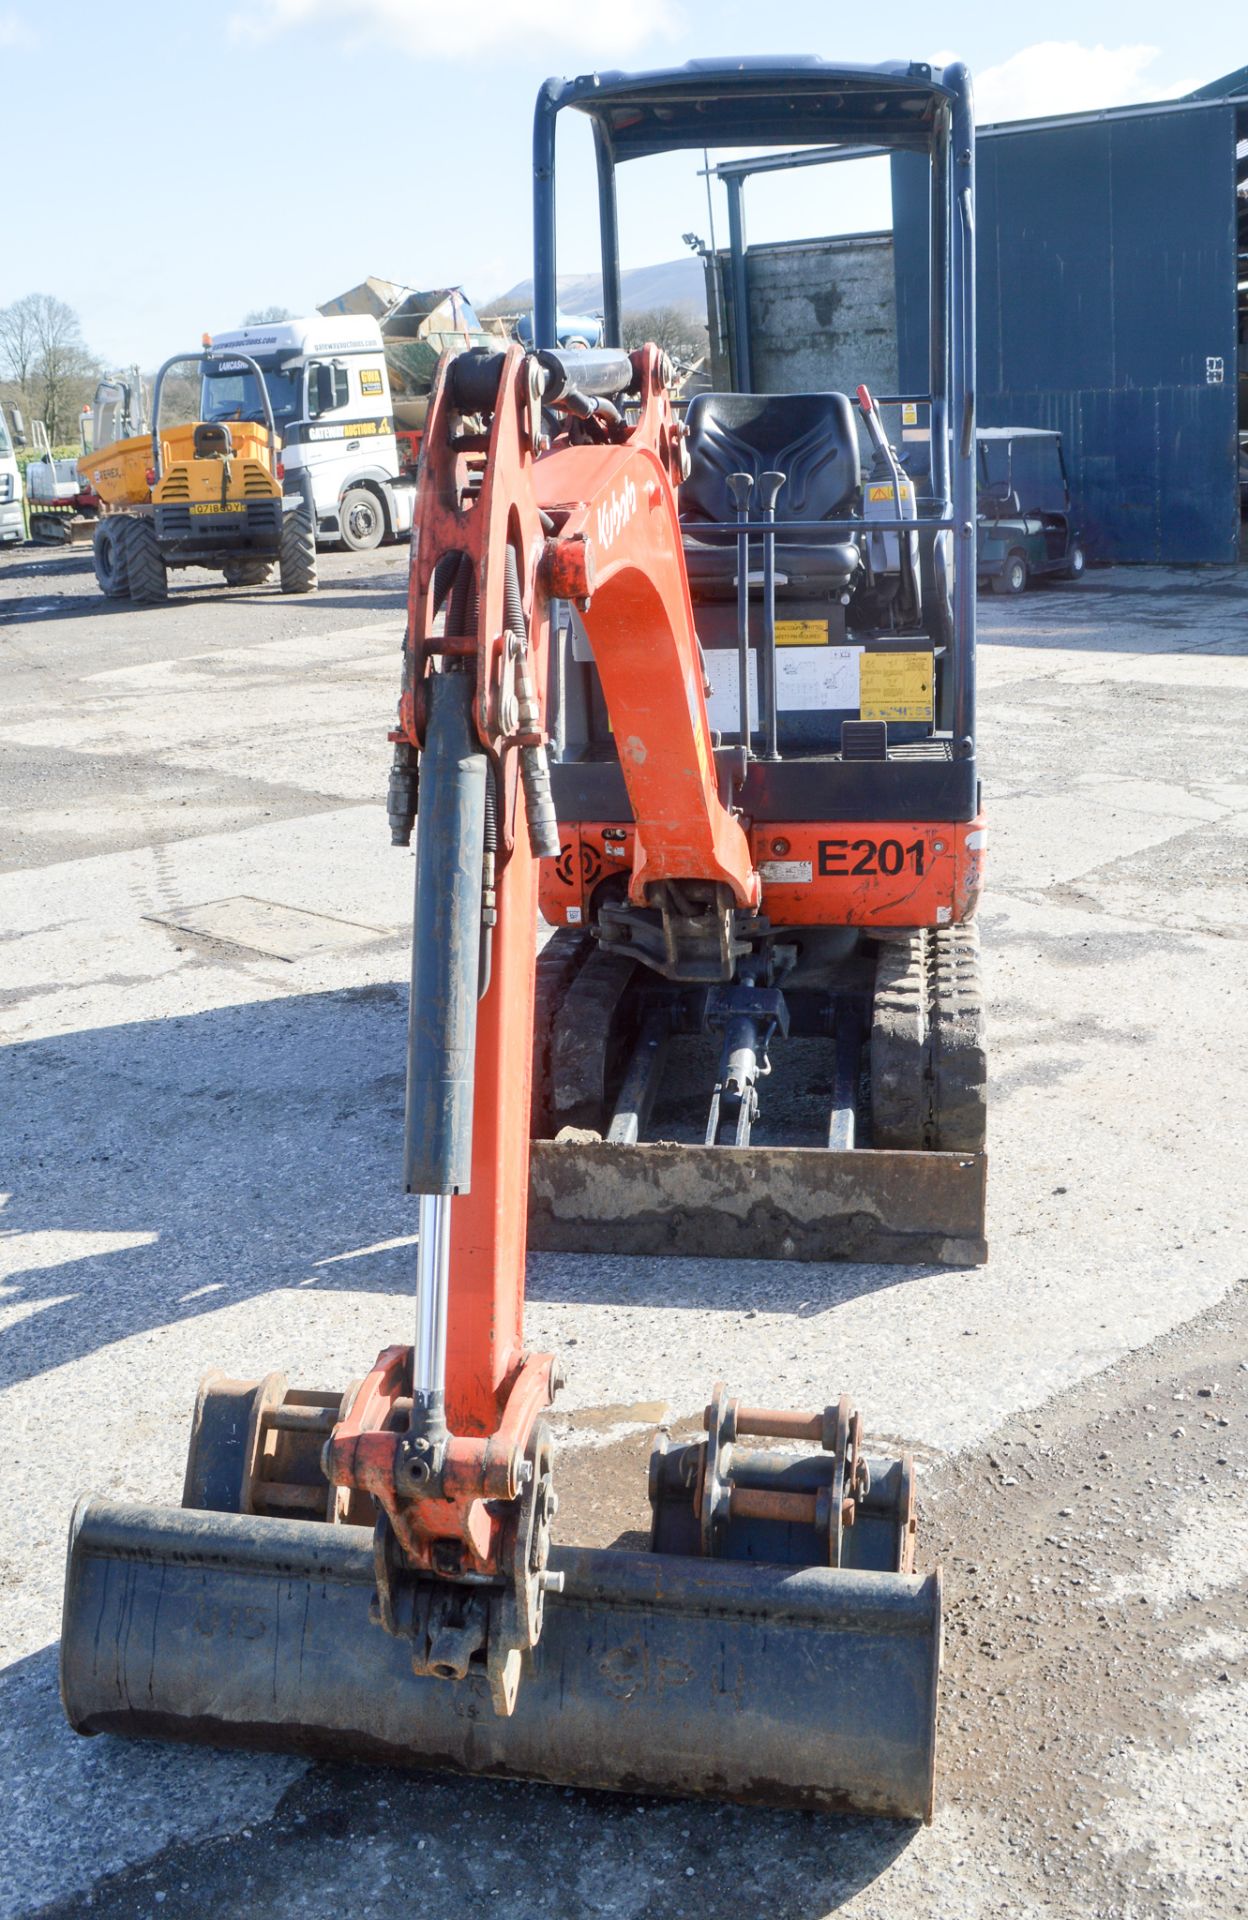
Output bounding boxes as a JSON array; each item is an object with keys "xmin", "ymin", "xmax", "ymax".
[
  {"xmin": 62, "ymin": 1451, "xmax": 940, "ymax": 1818},
  {"xmin": 60, "ymin": 1369, "xmax": 940, "ymax": 1819}
]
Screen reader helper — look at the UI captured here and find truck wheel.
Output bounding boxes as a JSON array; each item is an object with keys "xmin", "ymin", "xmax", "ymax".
[
  {"xmin": 92, "ymin": 520, "xmax": 129, "ymax": 599},
  {"xmin": 993, "ymin": 552, "xmax": 1028, "ymax": 595},
  {"xmin": 338, "ymin": 487, "xmax": 385, "ymax": 552},
  {"xmin": 122, "ymin": 517, "xmax": 168, "ymax": 604},
  {"xmin": 222, "ymin": 559, "xmax": 274, "ymax": 586},
  {"xmin": 279, "ymin": 507, "xmax": 318, "ymax": 594},
  {"xmin": 1062, "ymin": 541, "xmax": 1086, "ymax": 581}
]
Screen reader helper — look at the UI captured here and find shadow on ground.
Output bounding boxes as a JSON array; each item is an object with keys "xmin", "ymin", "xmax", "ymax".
[
  {"xmin": 21, "ymin": 1680, "xmax": 918, "ymax": 1920},
  {"xmin": 3, "ymin": 986, "xmax": 916, "ymax": 1392},
  {"xmin": 977, "ymin": 564, "xmax": 1247, "ymax": 651},
  {"xmin": 0, "ymin": 585, "xmax": 406, "ymax": 624}
]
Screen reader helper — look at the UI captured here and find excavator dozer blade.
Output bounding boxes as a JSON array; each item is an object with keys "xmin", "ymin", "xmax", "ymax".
[
  {"xmin": 529, "ymin": 1141, "xmax": 987, "ymax": 1266},
  {"xmin": 61, "ymin": 1499, "xmax": 941, "ymax": 1821}
]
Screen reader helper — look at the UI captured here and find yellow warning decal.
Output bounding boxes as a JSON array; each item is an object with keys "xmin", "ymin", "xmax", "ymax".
[
  {"xmin": 902, "ymin": 402, "xmax": 918, "ymax": 425},
  {"xmin": 859, "ymin": 650, "xmax": 934, "ymax": 723},
  {"xmin": 775, "ymin": 619, "xmax": 829, "ymax": 646},
  {"xmin": 867, "ymin": 483, "xmax": 895, "ymax": 503}
]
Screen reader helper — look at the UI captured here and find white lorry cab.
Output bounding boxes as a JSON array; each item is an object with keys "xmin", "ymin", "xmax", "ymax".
[
  {"xmin": 0, "ymin": 405, "xmax": 25, "ymax": 548},
  {"xmin": 203, "ymin": 316, "xmax": 415, "ymax": 551}
]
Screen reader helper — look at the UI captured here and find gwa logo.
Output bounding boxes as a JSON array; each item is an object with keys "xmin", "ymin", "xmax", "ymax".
[{"xmin": 595, "ymin": 476, "xmax": 637, "ymax": 552}]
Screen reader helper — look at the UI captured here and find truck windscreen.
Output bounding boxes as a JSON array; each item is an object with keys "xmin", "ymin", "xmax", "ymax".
[{"xmin": 200, "ymin": 363, "xmax": 302, "ymax": 426}]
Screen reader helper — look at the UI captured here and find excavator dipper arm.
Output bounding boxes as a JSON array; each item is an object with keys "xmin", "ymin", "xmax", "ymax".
[{"xmin": 532, "ymin": 433, "xmax": 758, "ymax": 911}]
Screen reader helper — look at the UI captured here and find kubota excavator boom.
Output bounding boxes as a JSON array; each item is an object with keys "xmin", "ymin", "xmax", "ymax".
[{"xmin": 59, "ymin": 55, "xmax": 975, "ymax": 1824}]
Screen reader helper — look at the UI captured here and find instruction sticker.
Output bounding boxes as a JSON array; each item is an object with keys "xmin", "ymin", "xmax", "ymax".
[
  {"xmin": 859, "ymin": 651, "xmax": 934, "ymax": 724},
  {"xmin": 775, "ymin": 619, "xmax": 828, "ymax": 647},
  {"xmin": 703, "ymin": 650, "xmax": 758, "ymax": 733},
  {"xmin": 901, "ymin": 402, "xmax": 918, "ymax": 426},
  {"xmin": 775, "ymin": 645, "xmax": 862, "ymax": 711},
  {"xmin": 704, "ymin": 646, "xmax": 864, "ymax": 732}
]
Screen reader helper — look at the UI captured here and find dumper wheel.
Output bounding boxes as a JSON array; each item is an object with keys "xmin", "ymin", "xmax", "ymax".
[
  {"xmin": 532, "ymin": 929, "xmax": 593, "ymax": 1136},
  {"xmin": 222, "ymin": 558, "xmax": 274, "ymax": 586},
  {"xmin": 122, "ymin": 516, "xmax": 168, "ymax": 604},
  {"xmin": 279, "ymin": 506, "xmax": 318, "ymax": 594},
  {"xmin": 870, "ymin": 924, "xmax": 986, "ymax": 1152},
  {"xmin": 91, "ymin": 520, "xmax": 129, "ymax": 598}
]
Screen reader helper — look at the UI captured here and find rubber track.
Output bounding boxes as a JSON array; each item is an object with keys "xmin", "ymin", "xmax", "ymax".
[
  {"xmin": 870, "ymin": 924, "xmax": 986, "ymax": 1152},
  {"xmin": 122, "ymin": 516, "xmax": 168, "ymax": 604},
  {"xmin": 548, "ymin": 946, "xmax": 638, "ymax": 1132},
  {"xmin": 279, "ymin": 509, "xmax": 318, "ymax": 594},
  {"xmin": 531, "ymin": 930, "xmax": 592, "ymax": 1137}
]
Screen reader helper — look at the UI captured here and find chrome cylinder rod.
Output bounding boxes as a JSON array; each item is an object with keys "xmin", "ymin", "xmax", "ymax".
[{"xmin": 414, "ymin": 1191, "xmax": 452, "ymax": 1409}]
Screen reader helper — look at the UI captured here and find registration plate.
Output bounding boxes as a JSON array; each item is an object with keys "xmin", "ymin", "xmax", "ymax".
[{"xmin": 189, "ymin": 502, "xmax": 246, "ymax": 515}]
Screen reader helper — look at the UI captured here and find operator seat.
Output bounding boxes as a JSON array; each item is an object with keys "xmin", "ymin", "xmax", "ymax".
[
  {"xmin": 193, "ymin": 424, "xmax": 234, "ymax": 459},
  {"xmin": 679, "ymin": 392, "xmax": 862, "ymax": 600}
]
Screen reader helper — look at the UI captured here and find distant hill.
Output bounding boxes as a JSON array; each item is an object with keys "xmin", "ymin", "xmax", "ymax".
[{"xmin": 489, "ymin": 255, "xmax": 706, "ymax": 319}]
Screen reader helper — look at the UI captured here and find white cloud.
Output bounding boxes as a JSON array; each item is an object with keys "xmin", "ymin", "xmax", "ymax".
[
  {"xmin": 955, "ymin": 41, "xmax": 1196, "ymax": 125},
  {"xmin": 229, "ymin": 0, "xmax": 677, "ymax": 60},
  {"xmin": 0, "ymin": 9, "xmax": 35, "ymax": 46}
]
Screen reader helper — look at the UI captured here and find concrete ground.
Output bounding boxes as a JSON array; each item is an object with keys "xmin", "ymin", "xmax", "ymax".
[{"xmin": 1, "ymin": 544, "xmax": 1245, "ymax": 1918}]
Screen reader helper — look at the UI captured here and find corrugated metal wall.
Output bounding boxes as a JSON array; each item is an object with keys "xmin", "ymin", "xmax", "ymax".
[{"xmin": 895, "ymin": 103, "xmax": 1241, "ymax": 564}]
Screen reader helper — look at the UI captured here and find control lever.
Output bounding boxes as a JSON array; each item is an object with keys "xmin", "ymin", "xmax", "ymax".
[
  {"xmin": 756, "ymin": 471, "xmax": 784, "ymax": 762},
  {"xmin": 856, "ymin": 386, "xmax": 920, "ymax": 620},
  {"xmin": 727, "ymin": 471, "xmax": 754, "ymax": 751}
]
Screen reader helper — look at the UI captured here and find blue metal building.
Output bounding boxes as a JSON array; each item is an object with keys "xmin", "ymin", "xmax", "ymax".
[{"xmin": 895, "ymin": 68, "xmax": 1248, "ymax": 563}]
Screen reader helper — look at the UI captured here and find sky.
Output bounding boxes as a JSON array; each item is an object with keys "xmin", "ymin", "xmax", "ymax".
[{"xmin": 0, "ymin": 0, "xmax": 1240, "ymax": 367}]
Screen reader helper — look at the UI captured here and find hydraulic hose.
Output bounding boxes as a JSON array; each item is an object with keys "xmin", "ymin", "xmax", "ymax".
[{"xmin": 503, "ymin": 543, "xmax": 560, "ymax": 859}]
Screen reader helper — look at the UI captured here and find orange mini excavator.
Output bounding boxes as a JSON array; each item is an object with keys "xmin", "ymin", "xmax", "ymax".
[{"xmin": 60, "ymin": 57, "xmax": 980, "ymax": 1821}]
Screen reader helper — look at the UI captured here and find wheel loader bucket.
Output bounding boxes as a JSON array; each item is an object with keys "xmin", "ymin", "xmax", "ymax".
[
  {"xmin": 61, "ymin": 1499, "xmax": 940, "ymax": 1821},
  {"xmin": 529, "ymin": 1141, "xmax": 988, "ymax": 1266}
]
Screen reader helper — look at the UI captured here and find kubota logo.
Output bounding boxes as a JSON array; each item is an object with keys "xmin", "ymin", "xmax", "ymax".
[{"xmin": 595, "ymin": 476, "xmax": 637, "ymax": 552}]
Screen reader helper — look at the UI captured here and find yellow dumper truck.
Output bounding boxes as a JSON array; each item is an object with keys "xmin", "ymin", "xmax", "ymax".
[{"xmin": 79, "ymin": 348, "xmax": 317, "ymax": 604}]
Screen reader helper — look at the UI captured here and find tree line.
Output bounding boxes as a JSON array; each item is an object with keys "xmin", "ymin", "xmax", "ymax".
[
  {"xmin": 0, "ymin": 299, "xmax": 296, "ymax": 448},
  {"xmin": 0, "ymin": 293, "xmax": 99, "ymax": 446},
  {"xmin": 0, "ymin": 290, "xmax": 709, "ymax": 450}
]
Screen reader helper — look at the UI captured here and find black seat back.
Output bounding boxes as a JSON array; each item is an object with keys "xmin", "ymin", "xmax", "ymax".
[
  {"xmin": 681, "ymin": 392, "xmax": 860, "ymax": 539},
  {"xmin": 193, "ymin": 423, "xmax": 233, "ymax": 459}
]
